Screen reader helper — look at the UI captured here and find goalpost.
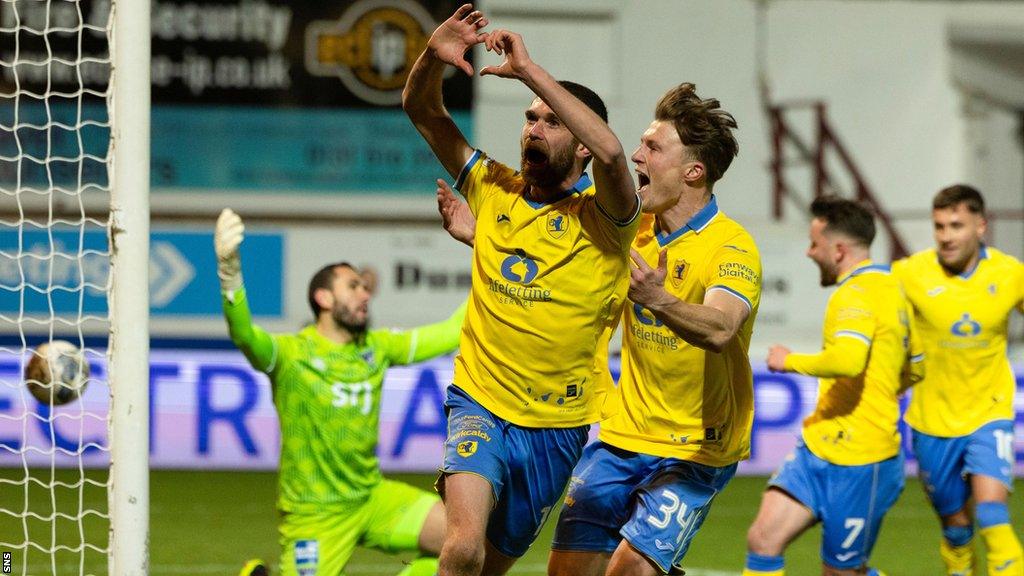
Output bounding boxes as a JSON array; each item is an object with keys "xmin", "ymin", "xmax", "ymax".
[
  {"xmin": 0, "ymin": 1, "xmax": 149, "ymax": 574},
  {"xmin": 109, "ymin": 0, "xmax": 149, "ymax": 574}
]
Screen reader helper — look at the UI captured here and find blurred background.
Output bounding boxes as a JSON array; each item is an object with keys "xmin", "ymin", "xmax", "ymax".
[{"xmin": 0, "ymin": 0, "xmax": 1022, "ymax": 574}]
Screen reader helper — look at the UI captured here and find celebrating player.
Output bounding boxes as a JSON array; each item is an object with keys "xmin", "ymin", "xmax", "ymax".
[
  {"xmin": 403, "ymin": 6, "xmax": 640, "ymax": 576},
  {"xmin": 744, "ymin": 196, "xmax": 924, "ymax": 576},
  {"xmin": 215, "ymin": 209, "xmax": 466, "ymax": 576},
  {"xmin": 438, "ymin": 81, "xmax": 760, "ymax": 576},
  {"xmin": 892, "ymin": 185, "xmax": 1024, "ymax": 576}
]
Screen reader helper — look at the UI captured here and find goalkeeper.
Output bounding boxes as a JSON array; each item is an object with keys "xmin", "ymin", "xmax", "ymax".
[{"xmin": 215, "ymin": 209, "xmax": 467, "ymax": 576}]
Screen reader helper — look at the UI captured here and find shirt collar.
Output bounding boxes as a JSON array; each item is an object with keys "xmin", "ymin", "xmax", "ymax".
[
  {"xmin": 524, "ymin": 172, "xmax": 592, "ymax": 209},
  {"xmin": 655, "ymin": 195, "xmax": 720, "ymax": 247},
  {"xmin": 837, "ymin": 259, "xmax": 890, "ymax": 286}
]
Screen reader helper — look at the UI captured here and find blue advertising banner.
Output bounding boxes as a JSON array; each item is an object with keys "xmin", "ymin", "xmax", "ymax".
[
  {"xmin": 0, "ymin": 348, "xmax": 1021, "ymax": 474},
  {"xmin": 0, "ymin": 230, "xmax": 283, "ymax": 317}
]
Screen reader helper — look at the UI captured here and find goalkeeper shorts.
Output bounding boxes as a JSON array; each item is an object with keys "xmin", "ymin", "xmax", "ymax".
[{"xmin": 278, "ymin": 479, "xmax": 438, "ymax": 576}]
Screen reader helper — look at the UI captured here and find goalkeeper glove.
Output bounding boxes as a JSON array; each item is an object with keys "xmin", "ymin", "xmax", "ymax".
[{"xmin": 214, "ymin": 208, "xmax": 245, "ymax": 296}]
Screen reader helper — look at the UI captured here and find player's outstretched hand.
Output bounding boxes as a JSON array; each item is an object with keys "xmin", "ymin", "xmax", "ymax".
[
  {"xmin": 429, "ymin": 3, "xmax": 490, "ymax": 76},
  {"xmin": 766, "ymin": 345, "xmax": 791, "ymax": 372},
  {"xmin": 628, "ymin": 248, "xmax": 669, "ymax": 309},
  {"xmin": 215, "ymin": 208, "xmax": 245, "ymax": 291},
  {"xmin": 437, "ymin": 179, "xmax": 476, "ymax": 247},
  {"xmin": 479, "ymin": 29, "xmax": 534, "ymax": 80}
]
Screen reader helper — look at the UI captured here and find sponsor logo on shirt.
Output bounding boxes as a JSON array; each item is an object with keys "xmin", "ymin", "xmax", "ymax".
[
  {"xmin": 500, "ymin": 250, "xmax": 539, "ymax": 284},
  {"xmin": 630, "ymin": 303, "xmax": 679, "ymax": 352},
  {"xmin": 950, "ymin": 313, "xmax": 982, "ymax": 337},
  {"xmin": 718, "ymin": 262, "xmax": 758, "ymax": 285},
  {"xmin": 489, "ymin": 249, "xmax": 551, "ymax": 307}
]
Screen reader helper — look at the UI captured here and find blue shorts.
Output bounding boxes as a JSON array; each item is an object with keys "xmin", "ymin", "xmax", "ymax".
[
  {"xmin": 439, "ymin": 385, "xmax": 589, "ymax": 558},
  {"xmin": 769, "ymin": 443, "xmax": 904, "ymax": 570},
  {"xmin": 912, "ymin": 420, "xmax": 1016, "ymax": 517},
  {"xmin": 551, "ymin": 440, "xmax": 736, "ymax": 573}
]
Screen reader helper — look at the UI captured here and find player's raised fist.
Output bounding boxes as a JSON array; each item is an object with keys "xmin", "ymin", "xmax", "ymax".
[
  {"xmin": 428, "ymin": 3, "xmax": 490, "ymax": 76},
  {"xmin": 214, "ymin": 208, "xmax": 245, "ymax": 291},
  {"xmin": 215, "ymin": 208, "xmax": 245, "ymax": 261}
]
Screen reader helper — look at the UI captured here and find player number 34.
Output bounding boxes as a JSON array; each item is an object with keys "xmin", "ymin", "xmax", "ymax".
[{"xmin": 648, "ymin": 489, "xmax": 697, "ymax": 530}]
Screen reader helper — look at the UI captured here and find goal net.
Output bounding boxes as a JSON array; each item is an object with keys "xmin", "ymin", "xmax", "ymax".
[{"xmin": 0, "ymin": 1, "xmax": 149, "ymax": 574}]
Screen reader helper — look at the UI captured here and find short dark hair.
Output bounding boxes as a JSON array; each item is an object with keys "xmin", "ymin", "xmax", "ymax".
[
  {"xmin": 654, "ymin": 83, "xmax": 739, "ymax": 184},
  {"xmin": 933, "ymin": 184, "xmax": 985, "ymax": 214},
  {"xmin": 307, "ymin": 262, "xmax": 354, "ymax": 319},
  {"xmin": 810, "ymin": 195, "xmax": 876, "ymax": 247},
  {"xmin": 557, "ymin": 80, "xmax": 607, "ymax": 123}
]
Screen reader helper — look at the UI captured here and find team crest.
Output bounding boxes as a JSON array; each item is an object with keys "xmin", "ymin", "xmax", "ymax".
[
  {"xmin": 670, "ymin": 259, "xmax": 689, "ymax": 288},
  {"xmin": 546, "ymin": 213, "xmax": 569, "ymax": 239},
  {"xmin": 456, "ymin": 440, "xmax": 477, "ymax": 457}
]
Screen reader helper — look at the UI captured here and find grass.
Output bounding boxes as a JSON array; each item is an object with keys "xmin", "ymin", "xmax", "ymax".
[{"xmin": 0, "ymin": 469, "xmax": 1021, "ymax": 575}]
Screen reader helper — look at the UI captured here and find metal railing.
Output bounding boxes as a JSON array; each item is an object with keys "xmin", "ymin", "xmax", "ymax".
[{"xmin": 769, "ymin": 101, "xmax": 911, "ymax": 260}]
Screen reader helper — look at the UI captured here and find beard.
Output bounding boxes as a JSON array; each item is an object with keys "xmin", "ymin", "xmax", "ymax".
[
  {"xmin": 332, "ymin": 306, "xmax": 368, "ymax": 336},
  {"xmin": 520, "ymin": 142, "xmax": 576, "ymax": 189},
  {"xmin": 937, "ymin": 249, "xmax": 971, "ymax": 274},
  {"xmin": 818, "ymin": 265, "xmax": 837, "ymax": 287}
]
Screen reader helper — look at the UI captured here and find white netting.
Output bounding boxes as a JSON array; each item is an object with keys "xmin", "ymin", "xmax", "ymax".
[{"xmin": 0, "ymin": 1, "xmax": 113, "ymax": 574}]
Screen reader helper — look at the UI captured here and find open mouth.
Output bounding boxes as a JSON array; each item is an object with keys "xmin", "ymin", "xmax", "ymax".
[
  {"xmin": 523, "ymin": 148, "xmax": 548, "ymax": 166},
  {"xmin": 637, "ymin": 172, "xmax": 650, "ymax": 189}
]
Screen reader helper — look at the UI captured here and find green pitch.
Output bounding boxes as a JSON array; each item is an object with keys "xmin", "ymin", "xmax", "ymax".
[{"xmin": 0, "ymin": 469, "xmax": 1021, "ymax": 575}]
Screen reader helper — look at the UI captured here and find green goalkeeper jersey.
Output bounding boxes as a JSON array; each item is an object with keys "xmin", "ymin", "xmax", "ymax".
[{"xmin": 223, "ymin": 287, "xmax": 466, "ymax": 514}]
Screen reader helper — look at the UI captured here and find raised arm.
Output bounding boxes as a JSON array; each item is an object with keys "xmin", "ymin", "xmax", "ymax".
[
  {"xmin": 402, "ymin": 4, "xmax": 488, "ymax": 179},
  {"xmin": 215, "ymin": 209, "xmax": 277, "ymax": 373},
  {"xmin": 386, "ymin": 299, "xmax": 469, "ymax": 366},
  {"xmin": 481, "ymin": 30, "xmax": 638, "ymax": 221}
]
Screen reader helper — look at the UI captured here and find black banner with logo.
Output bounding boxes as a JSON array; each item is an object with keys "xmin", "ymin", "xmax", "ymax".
[{"xmin": 151, "ymin": 0, "xmax": 472, "ymax": 108}]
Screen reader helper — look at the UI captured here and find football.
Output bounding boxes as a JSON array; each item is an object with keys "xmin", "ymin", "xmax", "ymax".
[{"xmin": 25, "ymin": 340, "xmax": 90, "ymax": 406}]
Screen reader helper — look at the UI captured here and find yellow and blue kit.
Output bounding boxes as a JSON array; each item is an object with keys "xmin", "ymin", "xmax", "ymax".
[
  {"xmin": 600, "ymin": 198, "xmax": 762, "ymax": 467},
  {"xmin": 765, "ymin": 260, "xmax": 918, "ymax": 571},
  {"xmin": 894, "ymin": 247, "xmax": 1024, "ymax": 575},
  {"xmin": 892, "ymin": 246, "xmax": 1024, "ymax": 438},
  {"xmin": 442, "ymin": 150, "xmax": 640, "ymax": 558},
  {"xmin": 452, "ymin": 150, "xmax": 639, "ymax": 428},
  {"xmin": 553, "ymin": 198, "xmax": 761, "ymax": 574},
  {"xmin": 787, "ymin": 260, "xmax": 922, "ymax": 465}
]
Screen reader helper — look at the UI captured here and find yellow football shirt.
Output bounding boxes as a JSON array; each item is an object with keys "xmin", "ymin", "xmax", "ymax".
[
  {"xmin": 453, "ymin": 151, "xmax": 640, "ymax": 428},
  {"xmin": 599, "ymin": 198, "xmax": 761, "ymax": 466},
  {"xmin": 893, "ymin": 246, "xmax": 1024, "ymax": 437},
  {"xmin": 786, "ymin": 260, "xmax": 917, "ymax": 465}
]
